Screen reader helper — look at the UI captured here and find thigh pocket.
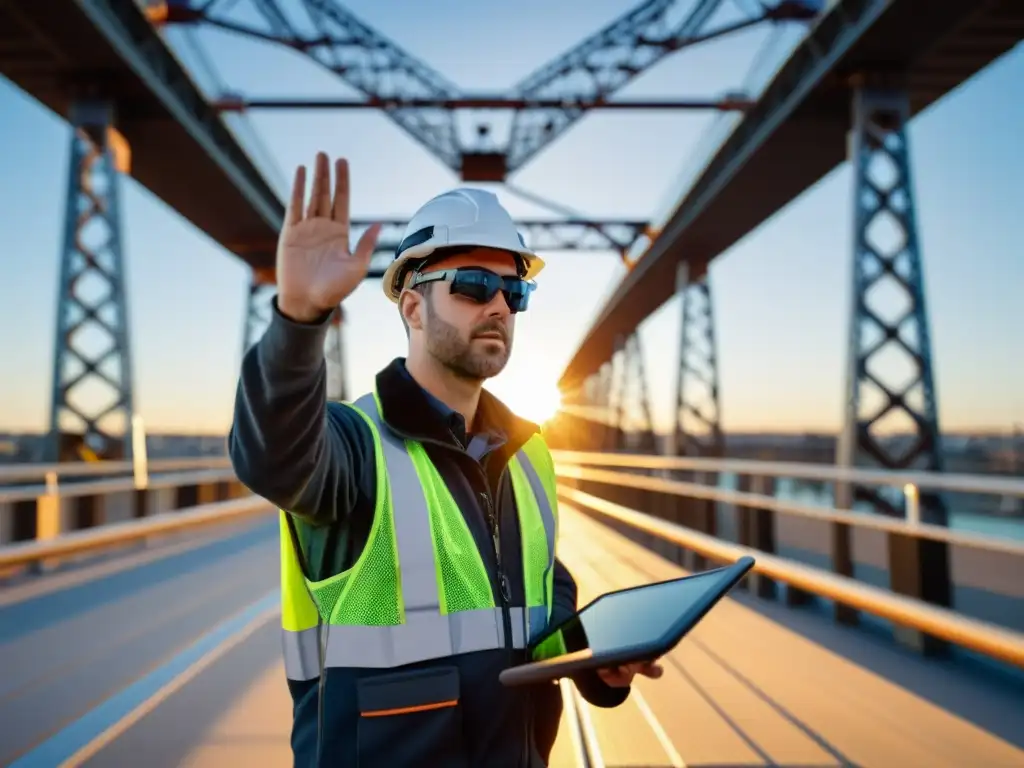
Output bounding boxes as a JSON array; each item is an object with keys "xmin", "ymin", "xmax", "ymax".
[{"xmin": 356, "ymin": 666, "xmax": 467, "ymax": 768}]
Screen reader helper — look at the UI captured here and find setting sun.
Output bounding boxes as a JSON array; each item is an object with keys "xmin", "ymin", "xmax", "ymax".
[{"xmin": 496, "ymin": 379, "xmax": 564, "ymax": 425}]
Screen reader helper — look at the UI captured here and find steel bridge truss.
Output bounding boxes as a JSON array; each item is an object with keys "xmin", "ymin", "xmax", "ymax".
[
  {"xmin": 154, "ymin": 0, "xmax": 815, "ymax": 180},
  {"xmin": 241, "ymin": 216, "xmax": 652, "ymax": 389},
  {"xmin": 243, "ymin": 270, "xmax": 348, "ymax": 401},
  {"xmin": 836, "ymin": 85, "xmax": 946, "ymax": 524},
  {"xmin": 49, "ymin": 101, "xmax": 136, "ymax": 462}
]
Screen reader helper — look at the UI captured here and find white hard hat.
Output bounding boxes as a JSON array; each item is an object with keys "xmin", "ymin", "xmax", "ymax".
[{"xmin": 381, "ymin": 188, "xmax": 545, "ymax": 303}]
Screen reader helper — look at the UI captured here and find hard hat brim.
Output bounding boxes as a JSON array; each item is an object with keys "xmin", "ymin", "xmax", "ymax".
[{"xmin": 382, "ymin": 246, "xmax": 545, "ymax": 304}]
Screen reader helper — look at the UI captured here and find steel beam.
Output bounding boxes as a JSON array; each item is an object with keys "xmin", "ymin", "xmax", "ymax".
[
  {"xmin": 835, "ymin": 85, "xmax": 946, "ymax": 520},
  {"xmin": 669, "ymin": 262, "xmax": 722, "ymax": 569},
  {"xmin": 835, "ymin": 84, "xmax": 951, "ymax": 650},
  {"xmin": 214, "ymin": 96, "xmax": 753, "ymax": 112},
  {"xmin": 49, "ymin": 102, "xmax": 136, "ymax": 462},
  {"xmin": 241, "ymin": 268, "xmax": 347, "ymax": 401},
  {"xmin": 360, "ymin": 219, "xmax": 651, "ymax": 277},
  {"xmin": 609, "ymin": 333, "xmax": 656, "ymax": 454},
  {"xmin": 558, "ymin": 0, "xmax": 1023, "ymax": 392},
  {"xmin": 671, "ymin": 262, "xmax": 722, "ymax": 459},
  {"xmin": 325, "ymin": 306, "xmax": 347, "ymax": 402},
  {"xmin": 173, "ymin": 0, "xmax": 791, "ymax": 179},
  {"xmin": 242, "ymin": 268, "xmax": 276, "ymax": 358}
]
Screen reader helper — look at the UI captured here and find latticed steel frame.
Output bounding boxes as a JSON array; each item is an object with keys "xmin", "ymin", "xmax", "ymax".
[
  {"xmin": 241, "ymin": 279, "xmax": 276, "ymax": 358},
  {"xmin": 836, "ymin": 86, "xmax": 946, "ymax": 523},
  {"xmin": 607, "ymin": 332, "xmax": 656, "ymax": 453},
  {"xmin": 174, "ymin": 0, "xmax": 792, "ymax": 178},
  {"xmin": 362, "ymin": 218, "xmax": 652, "ymax": 277},
  {"xmin": 49, "ymin": 102, "xmax": 136, "ymax": 461},
  {"xmin": 324, "ymin": 307, "xmax": 347, "ymax": 402},
  {"xmin": 242, "ymin": 274, "xmax": 346, "ymax": 400},
  {"xmin": 672, "ymin": 262, "xmax": 722, "ymax": 458}
]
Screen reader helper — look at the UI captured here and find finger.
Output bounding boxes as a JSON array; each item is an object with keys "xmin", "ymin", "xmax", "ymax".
[
  {"xmin": 286, "ymin": 165, "xmax": 306, "ymax": 226},
  {"xmin": 332, "ymin": 157, "xmax": 350, "ymax": 225},
  {"xmin": 641, "ymin": 663, "xmax": 664, "ymax": 679},
  {"xmin": 352, "ymin": 222, "xmax": 383, "ymax": 265},
  {"xmin": 306, "ymin": 152, "xmax": 331, "ymax": 219}
]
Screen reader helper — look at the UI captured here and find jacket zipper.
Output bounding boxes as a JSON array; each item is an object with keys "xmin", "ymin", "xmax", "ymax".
[{"xmin": 481, "ymin": 478, "xmax": 513, "ymax": 651}]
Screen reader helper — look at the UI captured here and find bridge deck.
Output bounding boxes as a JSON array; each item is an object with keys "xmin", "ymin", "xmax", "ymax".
[{"xmin": 0, "ymin": 507, "xmax": 1021, "ymax": 767}]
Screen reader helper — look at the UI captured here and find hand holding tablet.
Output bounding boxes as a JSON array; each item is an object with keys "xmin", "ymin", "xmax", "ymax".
[{"xmin": 500, "ymin": 556, "xmax": 756, "ymax": 687}]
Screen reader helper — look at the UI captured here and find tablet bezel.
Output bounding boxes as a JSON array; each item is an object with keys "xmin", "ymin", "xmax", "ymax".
[{"xmin": 498, "ymin": 556, "xmax": 755, "ymax": 687}]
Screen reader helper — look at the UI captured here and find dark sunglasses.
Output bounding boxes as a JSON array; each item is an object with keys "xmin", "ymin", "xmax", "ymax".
[{"xmin": 409, "ymin": 267, "xmax": 536, "ymax": 313}]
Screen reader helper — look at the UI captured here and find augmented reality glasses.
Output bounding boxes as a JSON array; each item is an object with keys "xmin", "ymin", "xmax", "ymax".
[{"xmin": 409, "ymin": 267, "xmax": 536, "ymax": 314}]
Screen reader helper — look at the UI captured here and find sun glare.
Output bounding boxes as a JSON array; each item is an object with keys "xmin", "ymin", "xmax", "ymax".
[{"xmin": 500, "ymin": 380, "xmax": 564, "ymax": 425}]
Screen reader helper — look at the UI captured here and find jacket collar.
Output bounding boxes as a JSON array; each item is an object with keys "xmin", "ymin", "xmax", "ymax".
[{"xmin": 374, "ymin": 357, "xmax": 540, "ymax": 454}]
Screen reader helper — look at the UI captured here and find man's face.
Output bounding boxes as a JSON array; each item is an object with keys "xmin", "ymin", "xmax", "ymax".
[{"xmin": 401, "ymin": 248, "xmax": 521, "ymax": 381}]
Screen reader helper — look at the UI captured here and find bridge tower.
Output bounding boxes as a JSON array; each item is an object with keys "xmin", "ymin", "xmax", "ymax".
[
  {"xmin": 325, "ymin": 306, "xmax": 348, "ymax": 402},
  {"xmin": 48, "ymin": 102, "xmax": 136, "ymax": 462},
  {"xmin": 670, "ymin": 261, "xmax": 723, "ymax": 570},
  {"xmin": 837, "ymin": 83, "xmax": 947, "ymax": 524},
  {"xmin": 836, "ymin": 81, "xmax": 951, "ymax": 642},
  {"xmin": 242, "ymin": 268, "xmax": 276, "ymax": 357},
  {"xmin": 242, "ymin": 268, "xmax": 347, "ymax": 402}
]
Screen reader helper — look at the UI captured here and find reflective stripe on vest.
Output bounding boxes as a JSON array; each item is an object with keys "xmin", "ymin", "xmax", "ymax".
[{"xmin": 280, "ymin": 391, "xmax": 558, "ymax": 680}]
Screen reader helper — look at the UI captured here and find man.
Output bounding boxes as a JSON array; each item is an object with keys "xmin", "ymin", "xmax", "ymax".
[{"xmin": 229, "ymin": 152, "xmax": 662, "ymax": 768}]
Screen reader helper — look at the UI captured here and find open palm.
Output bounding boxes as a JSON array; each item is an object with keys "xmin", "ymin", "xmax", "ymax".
[{"xmin": 276, "ymin": 153, "xmax": 382, "ymax": 322}]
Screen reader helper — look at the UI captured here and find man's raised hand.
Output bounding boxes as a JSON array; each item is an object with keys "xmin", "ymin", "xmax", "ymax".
[{"xmin": 276, "ymin": 153, "xmax": 382, "ymax": 322}]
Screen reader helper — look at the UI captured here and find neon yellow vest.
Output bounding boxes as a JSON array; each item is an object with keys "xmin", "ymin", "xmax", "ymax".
[{"xmin": 279, "ymin": 391, "xmax": 565, "ymax": 680}]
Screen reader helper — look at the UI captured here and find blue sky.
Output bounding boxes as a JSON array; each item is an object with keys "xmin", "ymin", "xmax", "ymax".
[{"xmin": 0, "ymin": 1, "xmax": 1021, "ymax": 436}]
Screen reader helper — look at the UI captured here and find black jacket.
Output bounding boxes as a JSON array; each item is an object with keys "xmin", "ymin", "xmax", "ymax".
[{"xmin": 229, "ymin": 299, "xmax": 629, "ymax": 767}]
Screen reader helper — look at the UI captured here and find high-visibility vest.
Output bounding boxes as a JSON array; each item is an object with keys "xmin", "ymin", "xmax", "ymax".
[{"xmin": 279, "ymin": 391, "xmax": 565, "ymax": 681}]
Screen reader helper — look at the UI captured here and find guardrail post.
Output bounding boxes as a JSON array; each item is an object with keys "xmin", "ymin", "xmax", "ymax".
[
  {"xmin": 215, "ymin": 480, "xmax": 232, "ymax": 501},
  {"xmin": 175, "ymin": 484, "xmax": 199, "ymax": 509},
  {"xmin": 831, "ymin": 521, "xmax": 857, "ymax": 625},
  {"xmin": 688, "ymin": 471, "xmax": 716, "ymax": 572},
  {"xmin": 34, "ymin": 473, "xmax": 62, "ymax": 571},
  {"xmin": 197, "ymin": 482, "xmax": 219, "ymax": 505},
  {"xmin": 738, "ymin": 475, "xmax": 777, "ymax": 600},
  {"xmin": 73, "ymin": 493, "xmax": 104, "ymax": 530},
  {"xmin": 887, "ymin": 532, "xmax": 951, "ymax": 656},
  {"xmin": 11, "ymin": 500, "xmax": 37, "ymax": 543},
  {"xmin": 133, "ymin": 487, "xmax": 149, "ymax": 518}
]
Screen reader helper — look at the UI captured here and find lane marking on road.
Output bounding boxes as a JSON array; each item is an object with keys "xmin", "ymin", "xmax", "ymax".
[
  {"xmin": 9, "ymin": 589, "xmax": 280, "ymax": 768},
  {"xmin": 631, "ymin": 685, "xmax": 688, "ymax": 767}
]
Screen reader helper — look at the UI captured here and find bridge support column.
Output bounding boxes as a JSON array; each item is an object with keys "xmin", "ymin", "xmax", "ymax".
[
  {"xmin": 49, "ymin": 101, "xmax": 136, "ymax": 462},
  {"xmin": 836, "ymin": 83, "xmax": 951, "ymax": 652},
  {"xmin": 242, "ymin": 271, "xmax": 348, "ymax": 402},
  {"xmin": 325, "ymin": 306, "xmax": 348, "ymax": 402},
  {"xmin": 242, "ymin": 267, "xmax": 276, "ymax": 356},
  {"xmin": 605, "ymin": 332, "xmax": 663, "ymax": 551},
  {"xmin": 670, "ymin": 262, "xmax": 722, "ymax": 572}
]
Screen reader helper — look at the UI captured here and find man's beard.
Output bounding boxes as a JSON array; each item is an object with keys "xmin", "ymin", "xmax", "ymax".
[{"xmin": 424, "ymin": 300, "xmax": 512, "ymax": 381}]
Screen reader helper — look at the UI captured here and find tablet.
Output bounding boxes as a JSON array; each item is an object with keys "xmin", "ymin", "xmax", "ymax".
[{"xmin": 499, "ymin": 556, "xmax": 755, "ymax": 687}]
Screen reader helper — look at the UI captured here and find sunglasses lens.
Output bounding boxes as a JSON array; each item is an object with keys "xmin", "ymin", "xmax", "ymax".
[
  {"xmin": 502, "ymin": 282, "xmax": 531, "ymax": 313},
  {"xmin": 448, "ymin": 269, "xmax": 535, "ymax": 313},
  {"xmin": 450, "ymin": 271, "xmax": 501, "ymax": 303}
]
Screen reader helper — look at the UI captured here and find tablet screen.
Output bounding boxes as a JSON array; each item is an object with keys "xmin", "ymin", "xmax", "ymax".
[{"xmin": 530, "ymin": 567, "xmax": 732, "ymax": 657}]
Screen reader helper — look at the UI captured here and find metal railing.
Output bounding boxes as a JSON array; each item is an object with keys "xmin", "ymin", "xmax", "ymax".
[
  {"xmin": 0, "ymin": 495, "xmax": 274, "ymax": 570},
  {"xmin": 0, "ymin": 468, "xmax": 237, "ymax": 505},
  {"xmin": 550, "ymin": 450, "xmax": 1024, "ymax": 501},
  {"xmin": 0, "ymin": 457, "xmax": 229, "ymax": 485},
  {"xmin": 5, "ymin": 452, "xmax": 1021, "ymax": 671},
  {"xmin": 551, "ymin": 452, "xmax": 1024, "ymax": 556},
  {"xmin": 551, "ymin": 450, "xmax": 1024, "ymax": 670},
  {"xmin": 556, "ymin": 485, "xmax": 1024, "ymax": 669},
  {"xmin": 0, "ymin": 460, "xmax": 246, "ymax": 549}
]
